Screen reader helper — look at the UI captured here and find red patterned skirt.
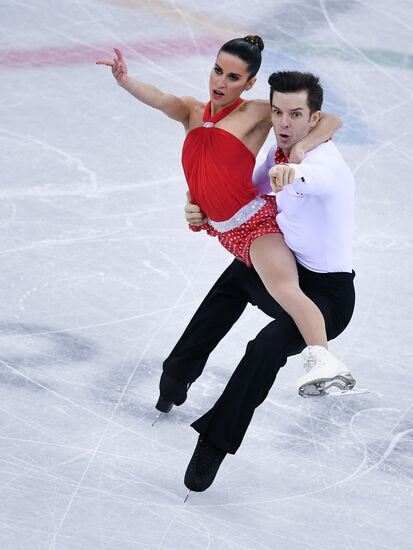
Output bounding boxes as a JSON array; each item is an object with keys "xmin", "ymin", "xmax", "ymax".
[{"xmin": 189, "ymin": 195, "xmax": 281, "ymax": 267}]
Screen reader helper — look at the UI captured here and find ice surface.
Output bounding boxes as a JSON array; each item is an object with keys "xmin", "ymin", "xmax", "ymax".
[{"xmin": 0, "ymin": 0, "xmax": 412, "ymax": 548}]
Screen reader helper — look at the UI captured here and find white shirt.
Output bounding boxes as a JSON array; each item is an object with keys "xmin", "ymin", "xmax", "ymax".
[{"xmin": 253, "ymin": 141, "xmax": 354, "ymax": 273}]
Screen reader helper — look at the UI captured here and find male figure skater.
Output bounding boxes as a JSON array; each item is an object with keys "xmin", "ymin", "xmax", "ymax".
[{"xmin": 158, "ymin": 71, "xmax": 356, "ymax": 492}]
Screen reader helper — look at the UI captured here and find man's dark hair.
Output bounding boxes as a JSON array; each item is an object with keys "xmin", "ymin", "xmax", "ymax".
[{"xmin": 268, "ymin": 71, "xmax": 323, "ymax": 113}]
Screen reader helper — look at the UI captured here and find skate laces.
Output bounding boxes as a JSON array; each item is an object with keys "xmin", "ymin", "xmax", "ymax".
[
  {"xmin": 303, "ymin": 348, "xmax": 316, "ymax": 372},
  {"xmin": 194, "ymin": 438, "xmax": 225, "ymax": 475},
  {"xmin": 304, "ymin": 346, "xmax": 328, "ymax": 372}
]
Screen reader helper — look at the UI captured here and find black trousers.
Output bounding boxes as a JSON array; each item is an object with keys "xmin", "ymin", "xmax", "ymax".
[{"xmin": 163, "ymin": 259, "xmax": 355, "ymax": 454}]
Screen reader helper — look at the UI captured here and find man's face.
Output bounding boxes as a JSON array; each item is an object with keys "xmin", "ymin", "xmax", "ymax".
[{"xmin": 271, "ymin": 90, "xmax": 320, "ymax": 154}]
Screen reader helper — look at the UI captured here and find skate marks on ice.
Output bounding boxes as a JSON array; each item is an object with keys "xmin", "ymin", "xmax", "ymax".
[
  {"xmin": 259, "ymin": 0, "xmax": 355, "ymax": 37},
  {"xmin": 157, "ymin": 387, "xmax": 413, "ymax": 511},
  {"xmin": 0, "ymin": 321, "xmax": 95, "ymax": 384},
  {"xmin": 163, "ymin": 401, "xmax": 413, "ymax": 550},
  {"xmin": 202, "ymin": 393, "xmax": 413, "ymax": 507},
  {"xmin": 0, "ymin": 0, "xmax": 412, "ymax": 546}
]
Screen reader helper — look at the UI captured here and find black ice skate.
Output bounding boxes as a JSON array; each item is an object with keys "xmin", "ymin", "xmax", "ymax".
[
  {"xmin": 184, "ymin": 436, "xmax": 226, "ymax": 493},
  {"xmin": 152, "ymin": 374, "xmax": 191, "ymax": 425}
]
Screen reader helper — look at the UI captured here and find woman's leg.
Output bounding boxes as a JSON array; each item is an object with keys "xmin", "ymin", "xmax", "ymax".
[{"xmin": 249, "ymin": 233, "xmax": 328, "ymax": 348}]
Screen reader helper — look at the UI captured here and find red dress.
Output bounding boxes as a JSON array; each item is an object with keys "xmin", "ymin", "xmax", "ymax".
[{"xmin": 182, "ymin": 98, "xmax": 281, "ymax": 267}]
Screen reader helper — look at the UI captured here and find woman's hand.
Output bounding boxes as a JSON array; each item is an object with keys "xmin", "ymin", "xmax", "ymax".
[
  {"xmin": 96, "ymin": 47, "xmax": 128, "ymax": 87},
  {"xmin": 185, "ymin": 192, "xmax": 207, "ymax": 225},
  {"xmin": 269, "ymin": 165, "xmax": 295, "ymax": 193}
]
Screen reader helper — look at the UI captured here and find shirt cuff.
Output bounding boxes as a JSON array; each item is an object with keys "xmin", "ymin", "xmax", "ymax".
[
  {"xmin": 284, "ymin": 164, "xmax": 307, "ymax": 195},
  {"xmin": 286, "ymin": 164, "xmax": 306, "ymax": 182}
]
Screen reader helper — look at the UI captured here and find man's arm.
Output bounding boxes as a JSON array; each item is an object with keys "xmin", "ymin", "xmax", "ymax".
[
  {"xmin": 253, "ymin": 113, "xmax": 342, "ymax": 191},
  {"xmin": 269, "ymin": 145, "xmax": 350, "ymax": 197},
  {"xmin": 184, "ymin": 192, "xmax": 207, "ymax": 226},
  {"xmin": 97, "ymin": 48, "xmax": 191, "ymax": 124},
  {"xmin": 289, "ymin": 112, "xmax": 342, "ymax": 163}
]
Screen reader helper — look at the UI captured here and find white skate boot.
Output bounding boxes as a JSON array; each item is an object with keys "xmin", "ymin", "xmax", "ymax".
[{"xmin": 297, "ymin": 345, "xmax": 356, "ymax": 397}]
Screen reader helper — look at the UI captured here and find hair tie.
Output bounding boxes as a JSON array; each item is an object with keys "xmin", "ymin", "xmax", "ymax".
[
  {"xmin": 243, "ymin": 35, "xmax": 263, "ymax": 51},
  {"xmin": 245, "ymin": 35, "xmax": 258, "ymax": 46}
]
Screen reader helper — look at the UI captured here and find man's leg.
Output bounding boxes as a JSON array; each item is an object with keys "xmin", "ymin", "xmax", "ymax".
[
  {"xmin": 183, "ymin": 265, "xmax": 355, "ymax": 491},
  {"xmin": 159, "ymin": 260, "xmax": 250, "ymax": 406},
  {"xmin": 191, "ymin": 266, "xmax": 356, "ymax": 454},
  {"xmin": 191, "ymin": 311, "xmax": 301, "ymax": 453},
  {"xmin": 184, "ymin": 310, "xmax": 302, "ymax": 491}
]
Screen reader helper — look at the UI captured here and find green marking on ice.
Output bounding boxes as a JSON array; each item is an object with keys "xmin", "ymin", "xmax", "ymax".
[{"xmin": 273, "ymin": 42, "xmax": 413, "ymax": 71}]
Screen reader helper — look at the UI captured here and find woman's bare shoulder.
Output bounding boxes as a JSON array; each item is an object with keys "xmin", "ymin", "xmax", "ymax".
[{"xmin": 183, "ymin": 96, "xmax": 205, "ymax": 109}]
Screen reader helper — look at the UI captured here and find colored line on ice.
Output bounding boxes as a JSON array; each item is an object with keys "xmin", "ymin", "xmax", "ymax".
[
  {"xmin": 1, "ymin": 35, "xmax": 411, "ymax": 72},
  {"xmin": 269, "ymin": 42, "xmax": 413, "ymax": 72},
  {"xmin": 0, "ymin": 37, "xmax": 221, "ymax": 70}
]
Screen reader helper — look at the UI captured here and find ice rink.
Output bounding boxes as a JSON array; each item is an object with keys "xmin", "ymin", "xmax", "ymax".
[{"xmin": 1, "ymin": 0, "xmax": 412, "ymax": 548}]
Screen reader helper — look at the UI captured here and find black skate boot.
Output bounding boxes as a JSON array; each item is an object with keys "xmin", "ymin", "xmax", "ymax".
[
  {"xmin": 155, "ymin": 373, "xmax": 191, "ymax": 413},
  {"xmin": 184, "ymin": 436, "xmax": 226, "ymax": 492}
]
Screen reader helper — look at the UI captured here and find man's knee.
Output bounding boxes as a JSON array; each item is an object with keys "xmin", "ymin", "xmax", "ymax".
[{"xmin": 246, "ymin": 316, "xmax": 304, "ymax": 363}]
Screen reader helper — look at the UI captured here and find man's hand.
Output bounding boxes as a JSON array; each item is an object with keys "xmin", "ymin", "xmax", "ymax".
[
  {"xmin": 96, "ymin": 47, "xmax": 128, "ymax": 87},
  {"xmin": 185, "ymin": 192, "xmax": 207, "ymax": 226},
  {"xmin": 269, "ymin": 165, "xmax": 295, "ymax": 193},
  {"xmin": 288, "ymin": 144, "xmax": 305, "ymax": 164}
]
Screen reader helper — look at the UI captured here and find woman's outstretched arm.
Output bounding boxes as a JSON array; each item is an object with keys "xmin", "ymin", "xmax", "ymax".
[{"xmin": 97, "ymin": 47, "xmax": 191, "ymax": 124}]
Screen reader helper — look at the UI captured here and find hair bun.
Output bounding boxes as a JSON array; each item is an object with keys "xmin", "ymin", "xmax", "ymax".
[{"xmin": 244, "ymin": 35, "xmax": 264, "ymax": 52}]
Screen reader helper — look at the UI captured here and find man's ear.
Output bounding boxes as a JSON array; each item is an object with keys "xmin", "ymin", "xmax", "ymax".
[
  {"xmin": 310, "ymin": 110, "xmax": 321, "ymax": 127},
  {"xmin": 244, "ymin": 76, "xmax": 256, "ymax": 91}
]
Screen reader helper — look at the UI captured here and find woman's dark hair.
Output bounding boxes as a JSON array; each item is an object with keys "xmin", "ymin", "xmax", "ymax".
[
  {"xmin": 219, "ymin": 35, "xmax": 264, "ymax": 79},
  {"xmin": 268, "ymin": 71, "xmax": 323, "ymax": 113}
]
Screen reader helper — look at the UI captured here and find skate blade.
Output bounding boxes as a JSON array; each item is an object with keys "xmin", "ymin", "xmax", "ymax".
[
  {"xmin": 323, "ymin": 388, "xmax": 370, "ymax": 397},
  {"xmin": 184, "ymin": 490, "xmax": 191, "ymax": 503},
  {"xmin": 151, "ymin": 412, "xmax": 163, "ymax": 426},
  {"xmin": 298, "ymin": 373, "xmax": 356, "ymax": 398}
]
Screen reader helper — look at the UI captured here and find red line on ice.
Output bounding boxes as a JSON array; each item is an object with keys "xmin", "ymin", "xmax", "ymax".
[{"xmin": 0, "ymin": 37, "xmax": 221, "ymax": 69}]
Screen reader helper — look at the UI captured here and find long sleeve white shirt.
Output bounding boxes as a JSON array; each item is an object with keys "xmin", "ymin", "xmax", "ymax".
[{"xmin": 253, "ymin": 141, "xmax": 354, "ymax": 273}]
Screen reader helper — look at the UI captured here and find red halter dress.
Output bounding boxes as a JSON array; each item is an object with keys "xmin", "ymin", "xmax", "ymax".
[{"xmin": 182, "ymin": 99, "xmax": 281, "ymax": 267}]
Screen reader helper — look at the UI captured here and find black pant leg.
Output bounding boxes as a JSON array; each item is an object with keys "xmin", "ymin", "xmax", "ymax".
[
  {"xmin": 162, "ymin": 260, "xmax": 249, "ymax": 385},
  {"xmin": 191, "ymin": 311, "xmax": 302, "ymax": 453},
  {"xmin": 192, "ymin": 265, "xmax": 356, "ymax": 454}
]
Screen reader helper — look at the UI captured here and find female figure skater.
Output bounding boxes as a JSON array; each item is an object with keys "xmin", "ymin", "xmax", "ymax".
[{"xmin": 97, "ymin": 36, "xmax": 343, "ymax": 373}]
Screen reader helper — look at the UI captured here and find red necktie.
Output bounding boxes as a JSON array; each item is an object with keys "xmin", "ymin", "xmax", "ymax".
[{"xmin": 275, "ymin": 147, "xmax": 289, "ymax": 164}]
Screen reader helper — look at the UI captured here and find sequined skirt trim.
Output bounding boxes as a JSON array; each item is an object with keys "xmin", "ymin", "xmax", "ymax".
[
  {"xmin": 189, "ymin": 195, "xmax": 282, "ymax": 267},
  {"xmin": 207, "ymin": 196, "xmax": 267, "ymax": 232}
]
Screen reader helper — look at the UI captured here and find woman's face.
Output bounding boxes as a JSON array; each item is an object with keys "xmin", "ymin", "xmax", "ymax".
[{"xmin": 209, "ymin": 52, "xmax": 256, "ymax": 108}]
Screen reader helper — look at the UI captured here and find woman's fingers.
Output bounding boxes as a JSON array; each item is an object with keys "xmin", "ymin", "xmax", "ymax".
[
  {"xmin": 114, "ymin": 48, "xmax": 125, "ymax": 72},
  {"xmin": 113, "ymin": 47, "xmax": 124, "ymax": 62},
  {"xmin": 96, "ymin": 59, "xmax": 114, "ymax": 66},
  {"xmin": 96, "ymin": 49, "xmax": 127, "ymax": 82}
]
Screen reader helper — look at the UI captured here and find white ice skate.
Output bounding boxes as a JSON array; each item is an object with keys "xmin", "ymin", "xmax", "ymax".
[{"xmin": 297, "ymin": 345, "xmax": 356, "ymax": 397}]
